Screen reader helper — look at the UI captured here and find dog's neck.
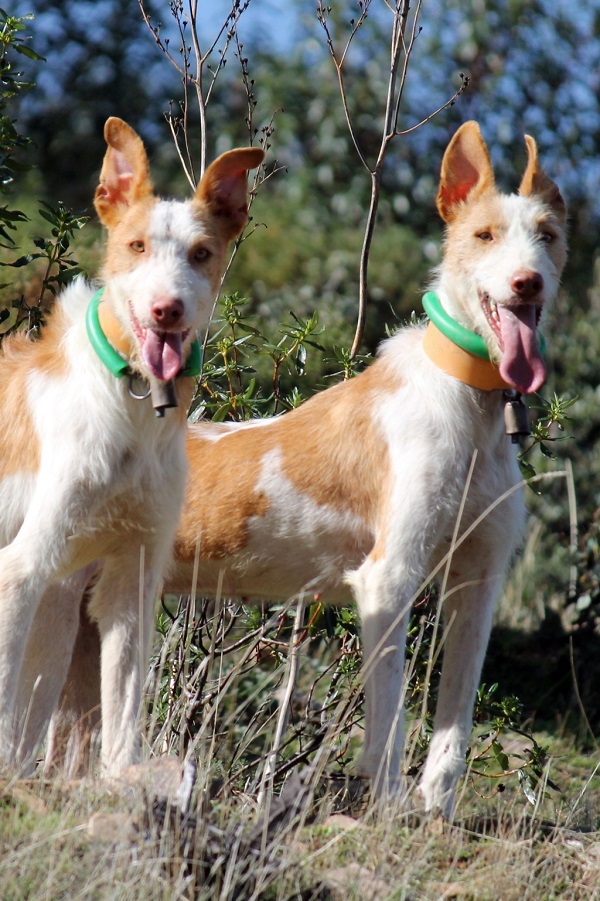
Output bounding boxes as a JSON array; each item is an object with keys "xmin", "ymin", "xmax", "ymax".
[
  {"xmin": 422, "ymin": 320, "xmax": 511, "ymax": 391},
  {"xmin": 97, "ymin": 296, "xmax": 134, "ymax": 362},
  {"xmin": 422, "ymin": 291, "xmax": 512, "ymax": 391}
]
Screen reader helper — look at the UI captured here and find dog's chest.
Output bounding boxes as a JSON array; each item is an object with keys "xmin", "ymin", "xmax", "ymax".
[
  {"xmin": 432, "ymin": 395, "xmax": 525, "ymax": 558},
  {"xmin": 99, "ymin": 408, "xmax": 187, "ymax": 506}
]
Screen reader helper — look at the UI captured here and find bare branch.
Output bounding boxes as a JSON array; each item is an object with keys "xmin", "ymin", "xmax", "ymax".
[
  {"xmin": 138, "ymin": 0, "xmax": 188, "ymax": 77},
  {"xmin": 395, "ymin": 74, "xmax": 470, "ymax": 136},
  {"xmin": 139, "ymin": 0, "xmax": 253, "ymax": 183},
  {"xmin": 316, "ymin": 0, "xmax": 371, "ymax": 172},
  {"xmin": 318, "ymin": 0, "xmax": 467, "ymax": 360}
]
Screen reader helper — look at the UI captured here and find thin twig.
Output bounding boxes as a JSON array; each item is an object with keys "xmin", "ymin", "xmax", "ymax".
[
  {"xmin": 568, "ymin": 637, "xmax": 599, "ymax": 750},
  {"xmin": 316, "ymin": 0, "xmax": 371, "ymax": 172},
  {"xmin": 353, "ymin": 1, "xmax": 417, "ymax": 359},
  {"xmin": 565, "ymin": 457, "xmax": 578, "ymax": 602},
  {"xmin": 257, "ymin": 600, "xmax": 306, "ymax": 806}
]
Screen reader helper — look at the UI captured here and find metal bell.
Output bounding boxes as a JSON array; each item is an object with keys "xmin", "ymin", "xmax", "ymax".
[
  {"xmin": 150, "ymin": 379, "xmax": 178, "ymax": 417},
  {"xmin": 503, "ymin": 391, "xmax": 531, "ymax": 443}
]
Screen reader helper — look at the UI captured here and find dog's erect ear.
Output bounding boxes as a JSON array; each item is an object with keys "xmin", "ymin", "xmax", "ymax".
[
  {"xmin": 436, "ymin": 121, "xmax": 495, "ymax": 223},
  {"xmin": 196, "ymin": 147, "xmax": 265, "ymax": 240},
  {"xmin": 94, "ymin": 118, "xmax": 153, "ymax": 227},
  {"xmin": 519, "ymin": 135, "xmax": 567, "ymax": 223}
]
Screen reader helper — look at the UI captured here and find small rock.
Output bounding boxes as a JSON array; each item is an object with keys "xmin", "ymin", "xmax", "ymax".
[
  {"xmin": 112, "ymin": 756, "xmax": 197, "ymax": 810},
  {"xmin": 88, "ymin": 812, "xmax": 137, "ymax": 845},
  {"xmin": 324, "ymin": 862, "xmax": 390, "ymax": 900},
  {"xmin": 323, "ymin": 813, "xmax": 364, "ymax": 831}
]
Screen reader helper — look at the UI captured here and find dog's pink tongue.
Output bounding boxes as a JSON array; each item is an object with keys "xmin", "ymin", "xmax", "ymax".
[
  {"xmin": 140, "ymin": 330, "xmax": 183, "ymax": 381},
  {"xmin": 497, "ymin": 305, "xmax": 546, "ymax": 395}
]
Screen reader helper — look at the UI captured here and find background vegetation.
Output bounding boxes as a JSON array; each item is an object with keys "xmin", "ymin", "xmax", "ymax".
[{"xmin": 1, "ymin": 1, "xmax": 600, "ymax": 898}]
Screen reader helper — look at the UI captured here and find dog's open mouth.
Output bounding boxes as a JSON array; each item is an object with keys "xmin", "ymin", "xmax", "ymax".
[
  {"xmin": 129, "ymin": 305, "xmax": 190, "ymax": 382},
  {"xmin": 481, "ymin": 293, "xmax": 545, "ymax": 395}
]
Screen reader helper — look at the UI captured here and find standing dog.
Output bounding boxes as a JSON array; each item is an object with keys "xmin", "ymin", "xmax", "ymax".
[
  {"xmin": 50, "ymin": 122, "xmax": 566, "ymax": 817},
  {"xmin": 0, "ymin": 117, "xmax": 263, "ymax": 775}
]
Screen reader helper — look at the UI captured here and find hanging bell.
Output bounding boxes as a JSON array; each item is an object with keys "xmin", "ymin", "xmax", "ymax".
[
  {"xmin": 503, "ymin": 390, "xmax": 531, "ymax": 443},
  {"xmin": 150, "ymin": 379, "xmax": 178, "ymax": 418}
]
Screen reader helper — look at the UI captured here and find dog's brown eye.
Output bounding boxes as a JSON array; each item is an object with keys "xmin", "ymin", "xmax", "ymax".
[
  {"xmin": 540, "ymin": 230, "xmax": 555, "ymax": 244},
  {"xmin": 192, "ymin": 246, "xmax": 211, "ymax": 263},
  {"xmin": 130, "ymin": 240, "xmax": 145, "ymax": 253},
  {"xmin": 476, "ymin": 231, "xmax": 493, "ymax": 242}
]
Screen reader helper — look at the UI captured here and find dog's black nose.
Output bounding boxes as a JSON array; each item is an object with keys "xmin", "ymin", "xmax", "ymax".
[{"xmin": 511, "ymin": 269, "xmax": 543, "ymax": 299}]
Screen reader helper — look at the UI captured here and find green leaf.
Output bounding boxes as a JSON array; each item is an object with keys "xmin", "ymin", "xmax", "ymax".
[
  {"xmin": 491, "ymin": 740, "xmax": 510, "ymax": 772},
  {"xmin": 212, "ymin": 403, "xmax": 232, "ymax": 422},
  {"xmin": 1, "ymin": 253, "xmax": 38, "ymax": 267},
  {"xmin": 13, "ymin": 44, "xmax": 44, "ymax": 62}
]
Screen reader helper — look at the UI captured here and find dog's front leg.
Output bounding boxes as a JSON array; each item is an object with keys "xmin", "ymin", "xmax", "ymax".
[
  {"xmin": 0, "ymin": 549, "xmax": 46, "ymax": 765},
  {"xmin": 0, "ymin": 463, "xmax": 110, "ymax": 769},
  {"xmin": 89, "ymin": 551, "xmax": 165, "ymax": 776},
  {"xmin": 419, "ymin": 541, "xmax": 513, "ymax": 818},
  {"xmin": 45, "ymin": 592, "xmax": 101, "ymax": 777}
]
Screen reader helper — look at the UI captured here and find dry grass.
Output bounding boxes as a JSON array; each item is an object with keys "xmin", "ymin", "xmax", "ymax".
[
  {"xmin": 0, "ymin": 589, "xmax": 598, "ymax": 901},
  {"xmin": 0, "ymin": 743, "xmax": 599, "ymax": 900}
]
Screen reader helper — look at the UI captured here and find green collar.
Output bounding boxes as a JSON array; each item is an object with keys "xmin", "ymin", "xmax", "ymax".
[
  {"xmin": 422, "ymin": 291, "xmax": 546, "ymax": 359},
  {"xmin": 85, "ymin": 287, "xmax": 202, "ymax": 379},
  {"xmin": 422, "ymin": 291, "xmax": 491, "ymax": 360}
]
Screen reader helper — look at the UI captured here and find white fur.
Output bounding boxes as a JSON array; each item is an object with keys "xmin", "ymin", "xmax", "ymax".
[
  {"xmin": 42, "ymin": 122, "xmax": 567, "ymax": 817},
  {"xmin": 0, "ymin": 118, "xmax": 262, "ymax": 777},
  {"xmin": 0, "ymin": 279, "xmax": 188, "ymax": 774}
]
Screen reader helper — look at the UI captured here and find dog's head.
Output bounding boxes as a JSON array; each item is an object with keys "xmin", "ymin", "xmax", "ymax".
[
  {"xmin": 435, "ymin": 121, "xmax": 567, "ymax": 395},
  {"xmin": 94, "ymin": 117, "xmax": 264, "ymax": 382}
]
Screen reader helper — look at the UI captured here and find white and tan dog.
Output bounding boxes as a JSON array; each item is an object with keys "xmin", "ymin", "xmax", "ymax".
[
  {"xmin": 0, "ymin": 117, "xmax": 263, "ymax": 776},
  {"xmin": 51, "ymin": 121, "xmax": 566, "ymax": 816}
]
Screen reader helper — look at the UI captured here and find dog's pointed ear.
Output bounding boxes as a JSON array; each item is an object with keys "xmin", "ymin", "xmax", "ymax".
[
  {"xmin": 195, "ymin": 147, "xmax": 265, "ymax": 241},
  {"xmin": 519, "ymin": 135, "xmax": 566, "ymax": 223},
  {"xmin": 94, "ymin": 118, "xmax": 153, "ymax": 227},
  {"xmin": 436, "ymin": 121, "xmax": 495, "ymax": 223}
]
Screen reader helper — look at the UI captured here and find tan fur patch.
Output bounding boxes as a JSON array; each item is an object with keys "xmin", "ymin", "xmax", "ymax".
[
  {"xmin": 188, "ymin": 200, "xmax": 232, "ymax": 290},
  {"xmin": 173, "ymin": 378, "xmax": 195, "ymax": 427},
  {"xmin": 100, "ymin": 198, "xmax": 156, "ymax": 279},
  {"xmin": 176, "ymin": 360, "xmax": 395, "ymax": 561},
  {"xmin": 277, "ymin": 362, "xmax": 391, "ymax": 524},
  {"xmin": 175, "ymin": 426, "xmax": 272, "ymax": 559},
  {"xmin": 0, "ymin": 307, "xmax": 70, "ymax": 476}
]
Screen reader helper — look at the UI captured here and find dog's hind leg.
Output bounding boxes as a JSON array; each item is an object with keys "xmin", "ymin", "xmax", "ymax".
[
  {"xmin": 44, "ymin": 587, "xmax": 101, "ymax": 777},
  {"xmin": 15, "ymin": 568, "xmax": 94, "ymax": 773}
]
